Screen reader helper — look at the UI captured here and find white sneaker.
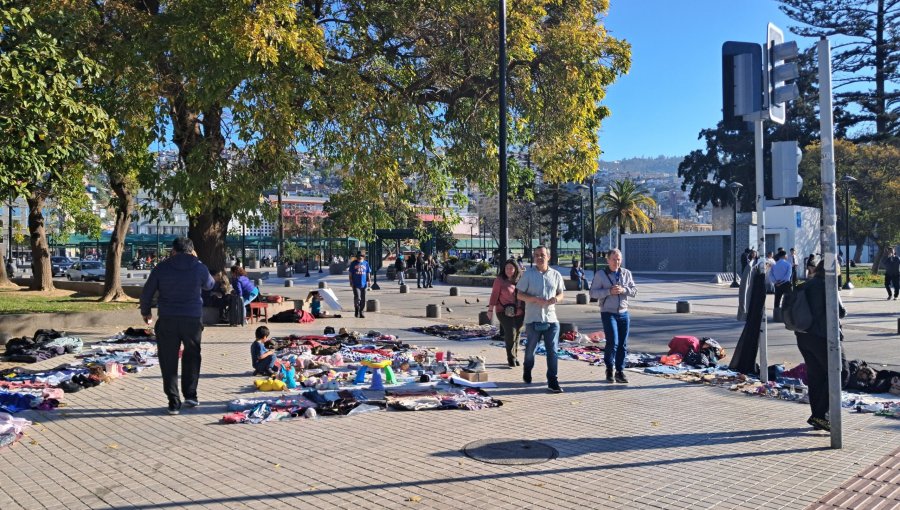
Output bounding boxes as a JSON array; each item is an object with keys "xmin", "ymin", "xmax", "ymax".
[{"xmin": 184, "ymin": 399, "xmax": 199, "ymax": 407}]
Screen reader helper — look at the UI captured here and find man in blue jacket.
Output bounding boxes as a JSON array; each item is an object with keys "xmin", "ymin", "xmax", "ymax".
[
  {"xmin": 140, "ymin": 238, "xmax": 215, "ymax": 415},
  {"xmin": 348, "ymin": 251, "xmax": 371, "ymax": 318}
]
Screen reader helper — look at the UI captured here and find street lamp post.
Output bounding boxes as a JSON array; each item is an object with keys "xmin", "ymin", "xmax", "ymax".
[
  {"xmin": 304, "ymin": 214, "xmax": 311, "ymax": 278},
  {"xmin": 318, "ymin": 216, "xmax": 324, "ymax": 274},
  {"xmin": 841, "ymin": 175, "xmax": 856, "ymax": 289},
  {"xmin": 241, "ymin": 223, "xmax": 246, "ymax": 265},
  {"xmin": 588, "ymin": 177, "xmax": 597, "ymax": 274},
  {"xmin": 728, "ymin": 182, "xmax": 744, "ymax": 288},
  {"xmin": 576, "ymin": 184, "xmax": 588, "ymax": 268}
]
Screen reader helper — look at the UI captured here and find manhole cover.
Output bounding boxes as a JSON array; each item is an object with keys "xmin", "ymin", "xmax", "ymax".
[{"xmin": 463, "ymin": 438, "xmax": 558, "ymax": 465}]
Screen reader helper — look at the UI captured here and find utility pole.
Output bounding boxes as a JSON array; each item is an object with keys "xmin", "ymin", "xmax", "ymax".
[{"xmin": 498, "ymin": 0, "xmax": 509, "ymax": 263}]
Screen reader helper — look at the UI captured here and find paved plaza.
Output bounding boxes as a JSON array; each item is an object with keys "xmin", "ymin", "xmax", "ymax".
[{"xmin": 1, "ymin": 271, "xmax": 898, "ymax": 509}]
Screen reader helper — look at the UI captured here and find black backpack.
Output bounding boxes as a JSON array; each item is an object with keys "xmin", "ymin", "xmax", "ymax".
[
  {"xmin": 227, "ymin": 294, "xmax": 245, "ymax": 326},
  {"xmin": 782, "ymin": 283, "xmax": 813, "ymax": 333}
]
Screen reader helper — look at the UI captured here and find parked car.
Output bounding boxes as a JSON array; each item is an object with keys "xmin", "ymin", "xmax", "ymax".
[
  {"xmin": 66, "ymin": 261, "xmax": 106, "ymax": 282},
  {"xmin": 51, "ymin": 256, "xmax": 75, "ymax": 277}
]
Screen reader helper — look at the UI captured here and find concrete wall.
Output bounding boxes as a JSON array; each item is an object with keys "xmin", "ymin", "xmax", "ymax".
[
  {"xmin": 11, "ymin": 278, "xmax": 144, "ymax": 298},
  {"xmin": 766, "ymin": 205, "xmax": 821, "ymax": 259}
]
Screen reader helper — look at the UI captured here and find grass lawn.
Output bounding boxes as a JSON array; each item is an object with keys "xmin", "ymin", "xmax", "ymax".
[
  {"xmin": 0, "ymin": 287, "xmax": 136, "ymax": 314},
  {"xmin": 844, "ymin": 266, "xmax": 886, "ymax": 288}
]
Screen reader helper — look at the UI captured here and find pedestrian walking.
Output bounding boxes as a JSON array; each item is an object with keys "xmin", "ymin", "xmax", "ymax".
[
  {"xmin": 805, "ymin": 254, "xmax": 817, "ymax": 280},
  {"xmin": 516, "ymin": 246, "xmax": 566, "ymax": 393},
  {"xmin": 772, "ymin": 250, "xmax": 793, "ymax": 308},
  {"xmin": 415, "ymin": 252, "xmax": 425, "ymax": 288},
  {"xmin": 795, "ymin": 260, "xmax": 847, "ymax": 432},
  {"xmin": 883, "ymin": 247, "xmax": 900, "ymax": 300},
  {"xmin": 139, "ymin": 237, "xmax": 215, "ymax": 415},
  {"xmin": 348, "ymin": 251, "xmax": 371, "ymax": 318},
  {"xmin": 394, "ymin": 254, "xmax": 407, "ymax": 286},
  {"xmin": 424, "ymin": 255, "xmax": 435, "ymax": 288},
  {"xmin": 790, "ymin": 248, "xmax": 800, "ymax": 285},
  {"xmin": 589, "ymin": 248, "xmax": 637, "ymax": 384},
  {"xmin": 488, "ymin": 259, "xmax": 525, "ymax": 368}
]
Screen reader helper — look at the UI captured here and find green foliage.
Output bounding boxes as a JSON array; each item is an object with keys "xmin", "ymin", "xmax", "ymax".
[
  {"xmin": 778, "ymin": 0, "xmax": 900, "ymax": 140},
  {"xmin": 0, "ymin": 2, "xmax": 113, "ymax": 193},
  {"xmin": 597, "ymin": 179, "xmax": 657, "ymax": 245}
]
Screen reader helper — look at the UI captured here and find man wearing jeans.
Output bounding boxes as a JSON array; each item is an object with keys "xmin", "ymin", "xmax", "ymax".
[
  {"xmin": 589, "ymin": 249, "xmax": 637, "ymax": 383},
  {"xmin": 140, "ymin": 238, "xmax": 215, "ymax": 415},
  {"xmin": 516, "ymin": 245, "xmax": 566, "ymax": 393}
]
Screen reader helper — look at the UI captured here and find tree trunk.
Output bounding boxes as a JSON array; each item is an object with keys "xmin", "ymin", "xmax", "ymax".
[
  {"xmin": 0, "ymin": 254, "xmax": 14, "ymax": 287},
  {"xmin": 101, "ymin": 175, "xmax": 134, "ymax": 302},
  {"xmin": 871, "ymin": 244, "xmax": 888, "ymax": 274},
  {"xmin": 616, "ymin": 217, "xmax": 622, "ymax": 250},
  {"xmin": 26, "ymin": 194, "xmax": 54, "ymax": 291},
  {"xmin": 549, "ymin": 185, "xmax": 560, "ymax": 266},
  {"xmin": 852, "ymin": 237, "xmax": 865, "ymax": 264},
  {"xmin": 189, "ymin": 208, "xmax": 231, "ymax": 274}
]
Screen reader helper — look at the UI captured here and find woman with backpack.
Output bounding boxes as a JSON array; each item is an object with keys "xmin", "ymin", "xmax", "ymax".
[{"xmin": 487, "ymin": 259, "xmax": 525, "ymax": 367}]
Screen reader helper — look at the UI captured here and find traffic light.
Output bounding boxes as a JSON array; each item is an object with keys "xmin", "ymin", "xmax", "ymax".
[
  {"xmin": 771, "ymin": 141, "xmax": 802, "ymax": 198},
  {"xmin": 766, "ymin": 23, "xmax": 800, "ymax": 124},
  {"xmin": 722, "ymin": 42, "xmax": 764, "ymax": 130}
]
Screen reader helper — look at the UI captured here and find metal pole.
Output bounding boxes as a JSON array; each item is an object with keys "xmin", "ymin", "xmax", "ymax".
[
  {"xmin": 579, "ymin": 194, "xmax": 585, "ymax": 266},
  {"xmin": 318, "ymin": 217, "xmax": 324, "ymax": 274},
  {"xmin": 241, "ymin": 224, "xmax": 246, "ymax": 264},
  {"xmin": 277, "ymin": 185, "xmax": 284, "ymax": 262},
  {"xmin": 732, "ymin": 193, "xmax": 739, "ymax": 287},
  {"xmin": 754, "ymin": 118, "xmax": 769, "ymax": 383},
  {"xmin": 498, "ymin": 0, "xmax": 509, "ymax": 263},
  {"xmin": 842, "ymin": 183, "xmax": 853, "ymax": 289},
  {"xmin": 818, "ymin": 37, "xmax": 842, "ymax": 449},
  {"xmin": 304, "ymin": 216, "xmax": 311, "ymax": 277},
  {"xmin": 589, "ymin": 179, "xmax": 597, "ymax": 274}
]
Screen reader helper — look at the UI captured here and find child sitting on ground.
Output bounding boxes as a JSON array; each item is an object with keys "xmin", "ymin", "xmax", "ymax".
[
  {"xmin": 251, "ymin": 326, "xmax": 277, "ymax": 376},
  {"xmin": 309, "ymin": 291, "xmax": 341, "ymax": 318}
]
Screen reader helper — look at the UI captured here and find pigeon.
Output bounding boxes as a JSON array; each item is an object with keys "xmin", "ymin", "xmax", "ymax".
[
  {"xmin": 476, "ymin": 297, "xmax": 480, "ymax": 303},
  {"xmin": 446, "ymin": 307, "xmax": 453, "ymax": 313},
  {"xmin": 465, "ymin": 299, "xmax": 471, "ymax": 304},
  {"xmin": 441, "ymin": 301, "xmax": 445, "ymax": 305}
]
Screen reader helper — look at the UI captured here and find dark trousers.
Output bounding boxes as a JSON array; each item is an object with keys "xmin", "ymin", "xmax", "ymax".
[
  {"xmin": 497, "ymin": 313, "xmax": 524, "ymax": 365},
  {"xmin": 253, "ymin": 356, "xmax": 276, "ymax": 375},
  {"xmin": 795, "ymin": 332, "xmax": 830, "ymax": 420},
  {"xmin": 352, "ymin": 286, "xmax": 367, "ymax": 313},
  {"xmin": 416, "ymin": 269, "xmax": 424, "ymax": 287},
  {"xmin": 774, "ymin": 282, "xmax": 792, "ymax": 308},
  {"xmin": 424, "ymin": 269, "xmax": 433, "ymax": 287},
  {"xmin": 885, "ymin": 274, "xmax": 900, "ymax": 298},
  {"xmin": 155, "ymin": 316, "xmax": 203, "ymax": 405}
]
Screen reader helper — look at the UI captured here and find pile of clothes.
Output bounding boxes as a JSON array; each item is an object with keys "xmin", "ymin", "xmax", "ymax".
[
  {"xmin": 3, "ymin": 329, "xmax": 83, "ymax": 363},
  {"xmin": 411, "ymin": 324, "xmax": 499, "ymax": 342},
  {"xmin": 0, "ymin": 412, "xmax": 30, "ymax": 449},
  {"xmin": 222, "ymin": 330, "xmax": 503, "ymax": 424}
]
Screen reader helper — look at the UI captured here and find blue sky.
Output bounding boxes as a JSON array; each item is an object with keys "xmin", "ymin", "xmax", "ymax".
[{"xmin": 599, "ymin": 0, "xmax": 814, "ymax": 161}]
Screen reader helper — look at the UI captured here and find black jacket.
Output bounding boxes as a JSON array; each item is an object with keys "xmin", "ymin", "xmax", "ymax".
[{"xmin": 802, "ymin": 274, "xmax": 846, "ymax": 338}]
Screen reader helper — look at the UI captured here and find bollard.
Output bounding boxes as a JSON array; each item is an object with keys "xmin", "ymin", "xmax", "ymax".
[
  {"xmin": 559, "ymin": 322, "xmax": 579, "ymax": 335},
  {"xmin": 676, "ymin": 301, "xmax": 691, "ymax": 313},
  {"xmin": 772, "ymin": 307, "xmax": 783, "ymax": 323},
  {"xmin": 576, "ymin": 293, "xmax": 588, "ymax": 305},
  {"xmin": 478, "ymin": 311, "xmax": 490, "ymax": 325},
  {"xmin": 293, "ymin": 299, "xmax": 304, "ymax": 310},
  {"xmin": 126, "ymin": 273, "xmax": 132, "ymax": 279},
  {"xmin": 897, "ymin": 318, "xmax": 900, "ymax": 335},
  {"xmin": 284, "ymin": 280, "xmax": 293, "ymax": 287},
  {"xmin": 400, "ymin": 284, "xmax": 408, "ymax": 294},
  {"xmin": 449, "ymin": 287, "xmax": 459, "ymax": 296},
  {"xmin": 366, "ymin": 299, "xmax": 380, "ymax": 312},
  {"xmin": 426, "ymin": 304, "xmax": 440, "ymax": 318},
  {"xmin": 318, "ymin": 281, "xmax": 327, "ymax": 289},
  {"xmin": 254, "ymin": 278, "xmax": 262, "ymax": 287},
  {"xmin": 143, "ymin": 274, "xmax": 149, "ymax": 280}
]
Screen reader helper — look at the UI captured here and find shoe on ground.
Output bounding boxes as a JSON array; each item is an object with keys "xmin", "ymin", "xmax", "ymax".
[
  {"xmin": 606, "ymin": 368, "xmax": 614, "ymax": 383},
  {"xmin": 523, "ymin": 372, "xmax": 532, "ymax": 384},
  {"xmin": 615, "ymin": 371, "xmax": 629, "ymax": 384},
  {"xmin": 888, "ymin": 296, "xmax": 893, "ymax": 300},
  {"xmin": 184, "ymin": 399, "xmax": 199, "ymax": 407},
  {"xmin": 359, "ymin": 312, "xmax": 366, "ymax": 318},
  {"xmin": 515, "ymin": 360, "xmax": 521, "ymax": 366},
  {"xmin": 548, "ymin": 384, "xmax": 563, "ymax": 393},
  {"xmin": 807, "ymin": 416, "xmax": 830, "ymax": 431},
  {"xmin": 167, "ymin": 401, "xmax": 182, "ymax": 415}
]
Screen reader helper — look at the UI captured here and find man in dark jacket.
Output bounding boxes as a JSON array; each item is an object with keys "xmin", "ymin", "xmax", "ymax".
[
  {"xmin": 140, "ymin": 238, "xmax": 215, "ymax": 415},
  {"xmin": 882, "ymin": 247, "xmax": 900, "ymax": 300},
  {"xmin": 795, "ymin": 260, "xmax": 847, "ymax": 432}
]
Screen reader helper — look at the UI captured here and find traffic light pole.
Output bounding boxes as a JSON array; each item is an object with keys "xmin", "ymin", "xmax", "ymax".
[
  {"xmin": 818, "ymin": 36, "xmax": 843, "ymax": 449},
  {"xmin": 753, "ymin": 118, "xmax": 769, "ymax": 384}
]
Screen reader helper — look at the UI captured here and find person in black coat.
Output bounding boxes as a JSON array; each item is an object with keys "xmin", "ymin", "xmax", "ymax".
[{"xmin": 795, "ymin": 260, "xmax": 847, "ymax": 432}]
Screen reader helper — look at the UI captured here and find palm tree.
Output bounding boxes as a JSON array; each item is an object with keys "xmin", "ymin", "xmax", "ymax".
[{"xmin": 597, "ymin": 179, "xmax": 657, "ymax": 249}]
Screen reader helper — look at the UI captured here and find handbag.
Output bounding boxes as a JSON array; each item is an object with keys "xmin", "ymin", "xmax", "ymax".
[{"xmin": 502, "ymin": 290, "xmax": 520, "ymax": 317}]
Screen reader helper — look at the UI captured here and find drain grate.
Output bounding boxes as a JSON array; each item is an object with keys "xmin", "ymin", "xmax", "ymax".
[{"xmin": 463, "ymin": 438, "xmax": 558, "ymax": 465}]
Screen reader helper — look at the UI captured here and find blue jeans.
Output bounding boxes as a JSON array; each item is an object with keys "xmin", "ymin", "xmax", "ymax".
[
  {"xmin": 523, "ymin": 322, "xmax": 560, "ymax": 385},
  {"xmin": 601, "ymin": 311, "xmax": 630, "ymax": 372}
]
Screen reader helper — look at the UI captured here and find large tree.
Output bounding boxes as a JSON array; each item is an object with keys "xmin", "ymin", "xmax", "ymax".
[
  {"xmin": 778, "ymin": 0, "xmax": 900, "ymax": 140},
  {"xmin": 0, "ymin": 2, "xmax": 113, "ymax": 291}
]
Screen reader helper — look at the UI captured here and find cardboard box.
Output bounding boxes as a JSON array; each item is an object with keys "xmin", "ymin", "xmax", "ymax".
[{"xmin": 459, "ymin": 370, "xmax": 489, "ymax": 382}]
